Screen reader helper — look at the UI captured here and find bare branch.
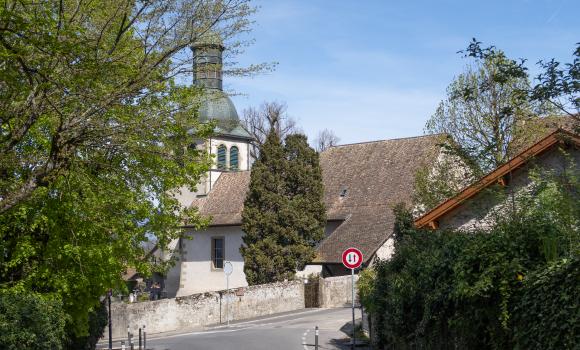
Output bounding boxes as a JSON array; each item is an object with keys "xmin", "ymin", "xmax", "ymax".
[
  {"xmin": 241, "ymin": 101, "xmax": 299, "ymax": 159},
  {"xmin": 314, "ymin": 128, "xmax": 340, "ymax": 152}
]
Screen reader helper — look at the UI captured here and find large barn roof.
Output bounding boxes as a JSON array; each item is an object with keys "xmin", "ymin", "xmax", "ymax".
[
  {"xmin": 314, "ymin": 134, "xmax": 441, "ymax": 263},
  {"xmin": 189, "ymin": 134, "xmax": 442, "ymax": 263}
]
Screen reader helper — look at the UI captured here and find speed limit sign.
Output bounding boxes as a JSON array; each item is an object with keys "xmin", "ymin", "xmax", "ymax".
[{"xmin": 342, "ymin": 247, "xmax": 363, "ymax": 269}]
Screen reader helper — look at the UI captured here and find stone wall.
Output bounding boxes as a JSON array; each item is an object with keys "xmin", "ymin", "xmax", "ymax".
[
  {"xmin": 439, "ymin": 146, "xmax": 580, "ymax": 231},
  {"xmin": 107, "ymin": 280, "xmax": 304, "ymax": 338},
  {"xmin": 319, "ymin": 275, "xmax": 359, "ymax": 308}
]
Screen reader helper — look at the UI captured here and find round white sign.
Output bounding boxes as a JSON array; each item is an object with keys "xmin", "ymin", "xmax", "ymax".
[
  {"xmin": 224, "ymin": 261, "xmax": 233, "ymax": 276},
  {"xmin": 342, "ymin": 247, "xmax": 363, "ymax": 269}
]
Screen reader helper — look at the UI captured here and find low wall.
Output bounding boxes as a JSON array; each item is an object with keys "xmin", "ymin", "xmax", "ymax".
[
  {"xmin": 319, "ymin": 275, "xmax": 359, "ymax": 308},
  {"xmin": 107, "ymin": 280, "xmax": 304, "ymax": 338}
]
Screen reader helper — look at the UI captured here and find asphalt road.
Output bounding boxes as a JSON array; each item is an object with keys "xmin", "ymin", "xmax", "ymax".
[{"xmin": 141, "ymin": 308, "xmax": 362, "ymax": 350}]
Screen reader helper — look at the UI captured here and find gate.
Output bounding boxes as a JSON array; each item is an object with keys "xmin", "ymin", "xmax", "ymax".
[{"xmin": 304, "ymin": 278, "xmax": 320, "ymax": 308}]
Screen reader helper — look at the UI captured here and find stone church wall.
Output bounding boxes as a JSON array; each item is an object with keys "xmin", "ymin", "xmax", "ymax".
[{"xmin": 107, "ymin": 280, "xmax": 304, "ymax": 339}]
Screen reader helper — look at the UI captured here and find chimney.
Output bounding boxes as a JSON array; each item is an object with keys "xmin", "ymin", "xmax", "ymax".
[{"xmin": 192, "ymin": 32, "xmax": 224, "ymax": 91}]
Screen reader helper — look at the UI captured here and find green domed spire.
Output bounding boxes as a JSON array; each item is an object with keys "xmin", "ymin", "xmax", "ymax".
[
  {"xmin": 198, "ymin": 90, "xmax": 239, "ymax": 123},
  {"xmin": 192, "ymin": 32, "xmax": 252, "ymax": 140}
]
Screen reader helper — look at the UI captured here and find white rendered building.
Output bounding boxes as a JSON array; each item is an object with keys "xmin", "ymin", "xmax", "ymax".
[{"xmin": 164, "ymin": 34, "xmax": 253, "ymax": 297}]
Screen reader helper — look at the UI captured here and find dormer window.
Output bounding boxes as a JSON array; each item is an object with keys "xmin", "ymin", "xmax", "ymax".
[
  {"xmin": 217, "ymin": 144, "xmax": 227, "ymax": 169},
  {"xmin": 230, "ymin": 146, "xmax": 239, "ymax": 170}
]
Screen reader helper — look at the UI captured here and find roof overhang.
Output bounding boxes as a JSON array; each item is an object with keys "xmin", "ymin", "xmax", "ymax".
[{"xmin": 414, "ymin": 129, "xmax": 580, "ymax": 229}]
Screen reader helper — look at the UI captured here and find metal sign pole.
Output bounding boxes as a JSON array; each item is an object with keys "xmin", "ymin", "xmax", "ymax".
[
  {"xmin": 224, "ymin": 261, "xmax": 233, "ymax": 327},
  {"xmin": 351, "ymin": 267, "xmax": 355, "ymax": 350},
  {"xmin": 342, "ymin": 248, "xmax": 362, "ymax": 350},
  {"xmin": 226, "ymin": 273, "xmax": 230, "ymax": 327}
]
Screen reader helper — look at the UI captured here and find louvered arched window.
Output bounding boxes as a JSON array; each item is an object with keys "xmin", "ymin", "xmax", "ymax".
[
  {"xmin": 230, "ymin": 146, "xmax": 239, "ymax": 170},
  {"xmin": 217, "ymin": 145, "xmax": 227, "ymax": 169}
]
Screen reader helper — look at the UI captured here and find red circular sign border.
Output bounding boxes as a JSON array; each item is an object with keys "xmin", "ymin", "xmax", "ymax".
[{"xmin": 342, "ymin": 247, "xmax": 363, "ymax": 269}]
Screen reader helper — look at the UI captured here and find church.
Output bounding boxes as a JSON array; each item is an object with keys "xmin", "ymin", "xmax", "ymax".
[{"xmin": 161, "ymin": 36, "xmax": 446, "ymax": 297}]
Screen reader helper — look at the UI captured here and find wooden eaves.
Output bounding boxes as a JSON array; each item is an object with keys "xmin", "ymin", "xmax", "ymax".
[{"xmin": 414, "ymin": 128, "xmax": 580, "ymax": 229}]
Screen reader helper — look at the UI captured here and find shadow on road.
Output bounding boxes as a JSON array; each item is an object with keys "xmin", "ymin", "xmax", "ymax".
[{"xmin": 324, "ymin": 319, "xmax": 370, "ymax": 350}]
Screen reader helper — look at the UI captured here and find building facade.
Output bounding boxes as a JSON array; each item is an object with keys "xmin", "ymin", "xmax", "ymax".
[
  {"xmin": 162, "ymin": 35, "xmax": 460, "ymax": 297},
  {"xmin": 165, "ymin": 134, "xmax": 445, "ymax": 296},
  {"xmin": 164, "ymin": 34, "xmax": 253, "ymax": 297},
  {"xmin": 415, "ymin": 129, "xmax": 580, "ymax": 231}
]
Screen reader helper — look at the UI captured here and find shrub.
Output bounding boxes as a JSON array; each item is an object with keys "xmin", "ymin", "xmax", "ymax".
[
  {"xmin": 366, "ymin": 202, "xmax": 578, "ymax": 349},
  {"xmin": 512, "ymin": 257, "xmax": 580, "ymax": 350},
  {"xmin": 66, "ymin": 301, "xmax": 108, "ymax": 350},
  {"xmin": 0, "ymin": 291, "xmax": 66, "ymax": 350}
]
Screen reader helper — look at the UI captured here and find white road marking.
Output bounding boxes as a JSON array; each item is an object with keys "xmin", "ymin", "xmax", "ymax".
[
  {"xmin": 207, "ymin": 308, "xmax": 324, "ymax": 329},
  {"xmin": 302, "ymin": 328, "xmax": 311, "ymax": 350}
]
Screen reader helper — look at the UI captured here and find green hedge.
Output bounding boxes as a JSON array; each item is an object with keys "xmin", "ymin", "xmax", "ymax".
[
  {"xmin": 0, "ymin": 291, "xmax": 66, "ymax": 350},
  {"xmin": 512, "ymin": 258, "xmax": 580, "ymax": 349},
  {"xmin": 366, "ymin": 199, "xmax": 579, "ymax": 349}
]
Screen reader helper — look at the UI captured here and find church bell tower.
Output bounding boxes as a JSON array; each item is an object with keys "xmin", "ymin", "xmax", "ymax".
[{"xmin": 185, "ymin": 32, "xmax": 253, "ymax": 199}]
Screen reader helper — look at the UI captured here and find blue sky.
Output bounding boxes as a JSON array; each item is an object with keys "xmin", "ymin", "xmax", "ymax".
[{"xmin": 226, "ymin": 0, "xmax": 579, "ymax": 144}]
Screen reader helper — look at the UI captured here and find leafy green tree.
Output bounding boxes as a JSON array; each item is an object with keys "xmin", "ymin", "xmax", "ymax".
[
  {"xmin": 532, "ymin": 43, "xmax": 580, "ymax": 118},
  {"xmin": 465, "ymin": 40, "xmax": 579, "ymax": 131},
  {"xmin": 66, "ymin": 302, "xmax": 108, "ymax": 350},
  {"xmin": 241, "ymin": 132, "xmax": 325, "ymax": 285},
  {"xmin": 0, "ymin": 0, "xmax": 260, "ymax": 339},
  {"xmin": 425, "ymin": 45, "xmax": 537, "ymax": 174},
  {"xmin": 417, "ymin": 41, "xmax": 577, "ymax": 212}
]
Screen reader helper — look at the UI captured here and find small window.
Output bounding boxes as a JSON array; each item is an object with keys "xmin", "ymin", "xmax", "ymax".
[
  {"xmin": 230, "ymin": 146, "xmax": 239, "ymax": 170},
  {"xmin": 211, "ymin": 237, "xmax": 224, "ymax": 269},
  {"xmin": 217, "ymin": 145, "xmax": 227, "ymax": 169},
  {"xmin": 340, "ymin": 188, "xmax": 348, "ymax": 197}
]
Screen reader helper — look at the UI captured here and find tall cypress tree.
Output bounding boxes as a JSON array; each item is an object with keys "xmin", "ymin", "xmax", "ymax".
[
  {"xmin": 241, "ymin": 131, "xmax": 325, "ymax": 285},
  {"xmin": 283, "ymin": 134, "xmax": 326, "ymax": 269}
]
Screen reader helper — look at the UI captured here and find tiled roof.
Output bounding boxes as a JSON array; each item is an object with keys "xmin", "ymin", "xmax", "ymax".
[
  {"xmin": 415, "ymin": 128, "xmax": 580, "ymax": 229},
  {"xmin": 314, "ymin": 135, "xmax": 441, "ymax": 263},
  {"xmin": 189, "ymin": 171, "xmax": 251, "ymax": 226},
  {"xmin": 189, "ymin": 134, "xmax": 442, "ymax": 263}
]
